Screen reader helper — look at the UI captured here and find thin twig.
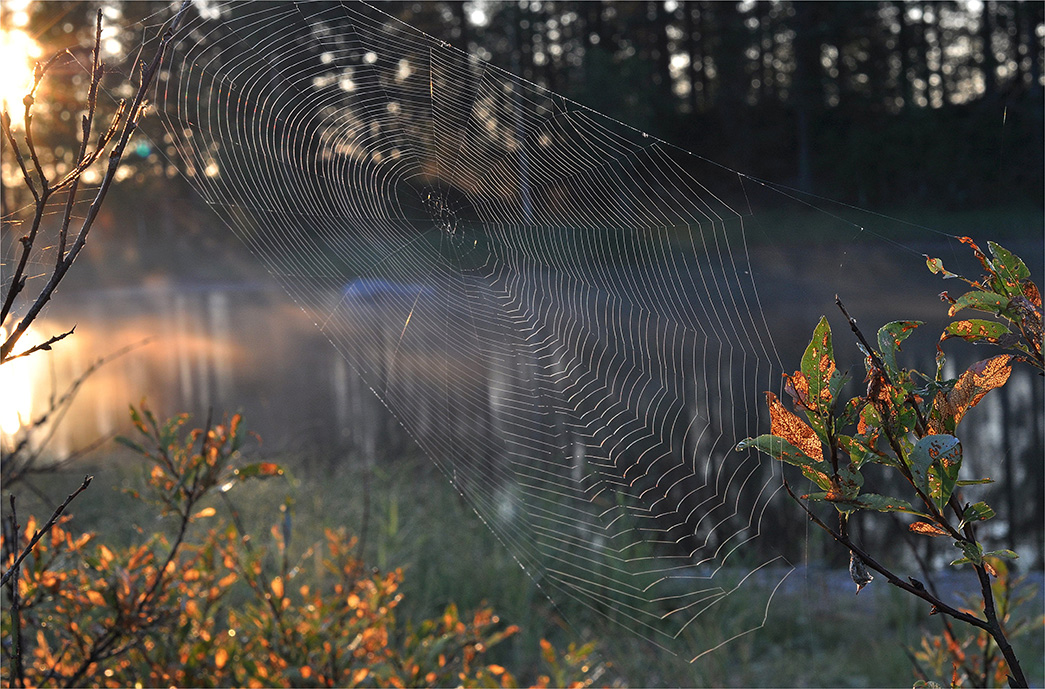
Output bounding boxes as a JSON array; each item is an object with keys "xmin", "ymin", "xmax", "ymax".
[
  {"xmin": 6, "ymin": 496, "xmax": 26, "ymax": 688},
  {"xmin": 835, "ymin": 295, "xmax": 930, "ymax": 434},
  {"xmin": 2, "ymin": 326, "xmax": 76, "ymax": 361},
  {"xmin": 786, "ymin": 480, "xmax": 1029, "ymax": 686},
  {"xmin": 783, "ymin": 480, "xmax": 988, "ymax": 630},
  {"xmin": 57, "ymin": 11, "xmax": 103, "ymax": 266},
  {"xmin": 0, "ymin": 110, "xmax": 37, "ymax": 201},
  {"xmin": 0, "ymin": 475, "xmax": 93, "ymax": 588},
  {"xmin": 3, "ymin": 337, "xmax": 152, "ymax": 487}
]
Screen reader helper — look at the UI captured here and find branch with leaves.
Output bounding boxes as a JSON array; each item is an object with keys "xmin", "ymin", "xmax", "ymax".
[{"xmin": 738, "ymin": 238, "xmax": 1041, "ymax": 688}]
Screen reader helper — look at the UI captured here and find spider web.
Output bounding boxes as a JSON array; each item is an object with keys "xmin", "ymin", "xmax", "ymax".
[{"xmin": 151, "ymin": 1, "xmax": 929, "ymax": 660}]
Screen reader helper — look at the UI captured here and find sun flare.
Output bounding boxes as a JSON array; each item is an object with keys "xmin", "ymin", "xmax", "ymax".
[
  {"xmin": 0, "ymin": 25, "xmax": 42, "ymax": 119},
  {"xmin": 0, "ymin": 324, "xmax": 44, "ymax": 438}
]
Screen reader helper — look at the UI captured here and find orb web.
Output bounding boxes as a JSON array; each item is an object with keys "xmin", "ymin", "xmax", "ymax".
[{"xmin": 145, "ymin": 0, "xmax": 909, "ymax": 660}]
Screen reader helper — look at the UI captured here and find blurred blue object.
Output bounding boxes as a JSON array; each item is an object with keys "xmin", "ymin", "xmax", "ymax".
[{"xmin": 341, "ymin": 278, "xmax": 435, "ymax": 302}]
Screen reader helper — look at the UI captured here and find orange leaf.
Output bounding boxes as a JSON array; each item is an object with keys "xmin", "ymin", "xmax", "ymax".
[
  {"xmin": 86, "ymin": 590, "xmax": 106, "ymax": 606},
  {"xmin": 215, "ymin": 647, "xmax": 229, "ymax": 669},
  {"xmin": 931, "ymin": 355, "xmax": 1013, "ymax": 433},
  {"xmin": 193, "ymin": 506, "xmax": 217, "ymax": 519},
  {"xmin": 540, "ymin": 638, "xmax": 555, "ymax": 665},
  {"xmin": 909, "ymin": 521, "xmax": 947, "ymax": 537},
  {"xmin": 767, "ymin": 392, "xmax": 823, "ymax": 462},
  {"xmin": 271, "ymin": 576, "xmax": 284, "ymax": 599},
  {"xmin": 784, "ymin": 372, "xmax": 811, "ymax": 409},
  {"xmin": 1023, "ymin": 281, "xmax": 1042, "ymax": 308}
]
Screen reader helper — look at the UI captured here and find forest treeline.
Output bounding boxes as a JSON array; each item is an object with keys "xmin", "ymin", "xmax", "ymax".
[
  {"xmin": 5, "ymin": 1, "xmax": 1043, "ymax": 217},
  {"xmin": 399, "ymin": 0, "xmax": 1044, "ymax": 210}
]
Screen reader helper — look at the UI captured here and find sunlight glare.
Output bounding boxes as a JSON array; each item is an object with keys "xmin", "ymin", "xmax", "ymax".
[
  {"xmin": 0, "ymin": 324, "xmax": 45, "ymax": 437},
  {"xmin": 0, "ymin": 26, "xmax": 42, "ymax": 122}
]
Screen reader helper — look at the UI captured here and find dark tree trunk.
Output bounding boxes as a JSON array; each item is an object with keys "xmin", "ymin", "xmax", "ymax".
[
  {"xmin": 895, "ymin": 1, "xmax": 914, "ymax": 109},
  {"xmin": 682, "ymin": 1, "xmax": 700, "ymax": 113},
  {"xmin": 1021, "ymin": 1, "xmax": 1043, "ymax": 97},
  {"xmin": 791, "ymin": 1, "xmax": 822, "ymax": 192},
  {"xmin": 649, "ymin": 0, "xmax": 674, "ymax": 111},
  {"xmin": 980, "ymin": 1, "xmax": 998, "ymax": 100},
  {"xmin": 930, "ymin": 1, "xmax": 949, "ymax": 105},
  {"xmin": 755, "ymin": 0, "xmax": 773, "ymax": 103}
]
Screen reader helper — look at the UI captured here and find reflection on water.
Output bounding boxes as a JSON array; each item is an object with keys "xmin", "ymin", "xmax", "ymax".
[
  {"xmin": 16, "ymin": 282, "xmax": 340, "ymax": 455},
  {"xmin": 11, "ymin": 242, "xmax": 1044, "ymax": 565}
]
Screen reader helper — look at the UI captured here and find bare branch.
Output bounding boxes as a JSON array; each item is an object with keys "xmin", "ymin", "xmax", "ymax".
[
  {"xmin": 0, "ymin": 0, "xmax": 194, "ymax": 363},
  {"xmin": 782, "ymin": 480, "xmax": 989, "ymax": 630},
  {"xmin": 1, "ymin": 475, "xmax": 93, "ymax": 588},
  {"xmin": 0, "ymin": 201, "xmax": 46, "ymax": 326},
  {"xmin": 836, "ymin": 295, "xmax": 929, "ymax": 433},
  {"xmin": 1, "ymin": 110, "xmax": 37, "ymax": 201},
  {"xmin": 4, "ymin": 496, "xmax": 26, "ymax": 687},
  {"xmin": 3, "ymin": 337, "xmax": 152, "ymax": 487},
  {"xmin": 57, "ymin": 11, "xmax": 104, "ymax": 266},
  {"xmin": 3, "ymin": 325, "xmax": 75, "ymax": 361}
]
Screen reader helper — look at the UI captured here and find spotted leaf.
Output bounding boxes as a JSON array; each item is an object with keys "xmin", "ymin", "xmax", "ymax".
[
  {"xmin": 766, "ymin": 391, "xmax": 823, "ymax": 463},
  {"xmin": 947, "ymin": 291, "xmax": 1009, "ymax": 318},
  {"xmin": 877, "ymin": 320, "xmax": 922, "ymax": 376},
  {"xmin": 800, "ymin": 316, "xmax": 836, "ymax": 416},
  {"xmin": 940, "ymin": 318, "xmax": 1012, "ymax": 347},
  {"xmin": 929, "ymin": 355, "xmax": 1013, "ymax": 434},
  {"xmin": 910, "ymin": 521, "xmax": 948, "ymax": 537}
]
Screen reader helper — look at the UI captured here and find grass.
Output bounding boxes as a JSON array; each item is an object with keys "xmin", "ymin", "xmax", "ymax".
[{"xmin": 13, "ymin": 438, "xmax": 1042, "ymax": 688}]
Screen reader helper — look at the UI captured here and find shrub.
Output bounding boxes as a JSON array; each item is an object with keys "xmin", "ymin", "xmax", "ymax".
[
  {"xmin": 1, "ymin": 404, "xmax": 605, "ymax": 688},
  {"xmin": 738, "ymin": 238, "xmax": 1042, "ymax": 687}
]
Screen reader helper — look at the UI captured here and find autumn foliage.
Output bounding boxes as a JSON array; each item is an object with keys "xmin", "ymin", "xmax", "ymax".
[
  {"xmin": 1, "ymin": 405, "xmax": 603, "ymax": 688},
  {"xmin": 738, "ymin": 239, "xmax": 1042, "ymax": 687}
]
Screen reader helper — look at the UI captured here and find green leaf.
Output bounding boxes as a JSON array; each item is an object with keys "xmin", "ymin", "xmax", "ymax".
[
  {"xmin": 987, "ymin": 241, "xmax": 1031, "ymax": 297},
  {"xmin": 909, "ymin": 434, "xmax": 962, "ymax": 510},
  {"xmin": 737, "ymin": 435, "xmax": 832, "ymax": 490},
  {"xmin": 848, "ymin": 493, "xmax": 922, "ymax": 515},
  {"xmin": 828, "ymin": 369, "xmax": 850, "ymax": 408},
  {"xmin": 812, "ymin": 492, "xmax": 924, "ymax": 516},
  {"xmin": 948, "ymin": 291, "xmax": 1009, "ymax": 317},
  {"xmin": 953, "ymin": 540, "xmax": 984, "ymax": 566},
  {"xmin": 840, "ymin": 435, "xmax": 877, "ymax": 469},
  {"xmin": 955, "ymin": 478, "xmax": 994, "ymax": 486},
  {"xmin": 928, "ymin": 436, "xmax": 962, "ymax": 510},
  {"xmin": 877, "ymin": 320, "xmax": 922, "ymax": 376},
  {"xmin": 961, "ymin": 502, "xmax": 995, "ymax": 525},
  {"xmin": 838, "ymin": 398, "xmax": 864, "ymax": 430},
  {"xmin": 129, "ymin": 406, "xmax": 149, "ymax": 436},
  {"xmin": 800, "ymin": 316, "xmax": 836, "ymax": 415},
  {"xmin": 907, "ymin": 436, "xmax": 936, "ymax": 497},
  {"xmin": 983, "ymin": 549, "xmax": 1019, "ymax": 561},
  {"xmin": 940, "ymin": 318, "xmax": 1012, "ymax": 346},
  {"xmin": 836, "ymin": 463, "xmax": 863, "ymax": 498},
  {"xmin": 925, "ymin": 255, "xmax": 958, "ymax": 279}
]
